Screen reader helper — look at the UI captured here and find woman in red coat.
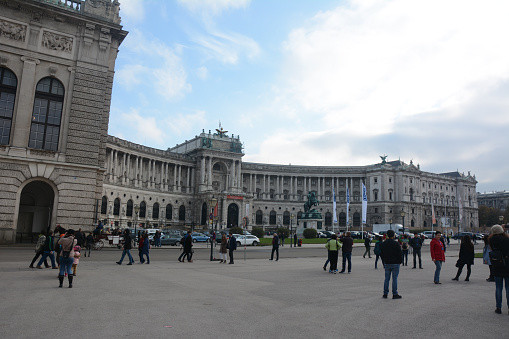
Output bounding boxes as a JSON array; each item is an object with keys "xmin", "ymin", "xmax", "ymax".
[{"xmin": 430, "ymin": 231, "xmax": 446, "ymax": 284}]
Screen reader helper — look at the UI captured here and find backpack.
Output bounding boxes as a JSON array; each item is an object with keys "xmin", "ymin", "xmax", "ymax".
[
  {"xmin": 402, "ymin": 242, "xmax": 408, "ymax": 250},
  {"xmin": 489, "ymin": 250, "xmax": 508, "ymax": 269},
  {"xmin": 35, "ymin": 236, "xmax": 45, "ymax": 252},
  {"xmin": 374, "ymin": 242, "xmax": 381, "ymax": 255}
]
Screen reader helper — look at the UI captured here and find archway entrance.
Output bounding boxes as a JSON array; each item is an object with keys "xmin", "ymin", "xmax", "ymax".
[
  {"xmin": 17, "ymin": 180, "xmax": 55, "ymax": 242},
  {"xmin": 227, "ymin": 203, "xmax": 239, "ymax": 228}
]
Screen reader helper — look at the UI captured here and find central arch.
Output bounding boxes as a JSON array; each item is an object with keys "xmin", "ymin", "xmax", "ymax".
[
  {"xmin": 227, "ymin": 203, "xmax": 239, "ymax": 228},
  {"xmin": 16, "ymin": 179, "xmax": 56, "ymax": 242}
]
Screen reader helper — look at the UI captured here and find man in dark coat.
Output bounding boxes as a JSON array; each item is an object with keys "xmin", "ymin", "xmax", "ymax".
[
  {"xmin": 228, "ymin": 231, "xmax": 237, "ymax": 264},
  {"xmin": 270, "ymin": 233, "xmax": 279, "ymax": 261},
  {"xmin": 339, "ymin": 232, "xmax": 354, "ymax": 273},
  {"xmin": 116, "ymin": 229, "xmax": 134, "ymax": 265},
  {"xmin": 380, "ymin": 230, "xmax": 403, "ymax": 299},
  {"xmin": 409, "ymin": 233, "xmax": 423, "ymax": 269}
]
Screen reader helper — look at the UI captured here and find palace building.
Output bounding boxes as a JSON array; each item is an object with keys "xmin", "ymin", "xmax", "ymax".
[{"xmin": 0, "ymin": 1, "xmax": 478, "ymax": 244}]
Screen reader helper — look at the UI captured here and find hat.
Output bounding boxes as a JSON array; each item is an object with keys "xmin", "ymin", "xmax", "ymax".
[{"xmin": 491, "ymin": 225, "xmax": 504, "ymax": 235}]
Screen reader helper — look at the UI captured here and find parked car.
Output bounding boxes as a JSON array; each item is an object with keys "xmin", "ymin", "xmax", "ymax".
[
  {"xmin": 236, "ymin": 235, "xmax": 260, "ymax": 246},
  {"xmin": 191, "ymin": 232, "xmax": 210, "ymax": 243},
  {"xmin": 153, "ymin": 234, "xmax": 181, "ymax": 246},
  {"xmin": 452, "ymin": 232, "xmax": 474, "ymax": 240},
  {"xmin": 318, "ymin": 231, "xmax": 335, "ymax": 238}
]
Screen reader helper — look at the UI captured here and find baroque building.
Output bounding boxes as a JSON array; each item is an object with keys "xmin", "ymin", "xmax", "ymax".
[
  {"xmin": 0, "ymin": 1, "xmax": 479, "ymax": 244},
  {"xmin": 0, "ymin": 0, "xmax": 127, "ymax": 244},
  {"xmin": 477, "ymin": 191, "xmax": 509, "ymax": 212}
]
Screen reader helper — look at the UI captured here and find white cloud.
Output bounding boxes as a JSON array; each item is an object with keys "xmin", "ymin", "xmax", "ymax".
[
  {"xmin": 196, "ymin": 66, "xmax": 209, "ymax": 80},
  {"xmin": 164, "ymin": 110, "xmax": 207, "ymax": 136},
  {"xmin": 121, "ymin": 109, "xmax": 166, "ymax": 145},
  {"xmin": 119, "ymin": 0, "xmax": 145, "ymax": 22},
  {"xmin": 193, "ymin": 30, "xmax": 260, "ymax": 64},
  {"xmin": 177, "ymin": 0, "xmax": 250, "ymax": 16}
]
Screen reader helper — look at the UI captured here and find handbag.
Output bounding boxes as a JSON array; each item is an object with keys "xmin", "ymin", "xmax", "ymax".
[
  {"xmin": 61, "ymin": 239, "xmax": 74, "ymax": 259},
  {"xmin": 489, "ymin": 250, "xmax": 507, "ymax": 269}
]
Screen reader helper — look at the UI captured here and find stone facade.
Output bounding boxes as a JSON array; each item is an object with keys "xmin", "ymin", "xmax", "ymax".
[
  {"xmin": 0, "ymin": 0, "xmax": 127, "ymax": 243},
  {"xmin": 101, "ymin": 132, "xmax": 479, "ymax": 235},
  {"xmin": 477, "ymin": 191, "xmax": 509, "ymax": 212}
]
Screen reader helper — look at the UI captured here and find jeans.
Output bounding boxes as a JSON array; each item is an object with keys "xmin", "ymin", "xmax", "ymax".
[
  {"xmin": 59, "ymin": 256, "xmax": 74, "ymax": 276},
  {"xmin": 328, "ymin": 251, "xmax": 339, "ymax": 271},
  {"xmin": 141, "ymin": 253, "xmax": 150, "ymax": 264},
  {"xmin": 402, "ymin": 250, "xmax": 408, "ymax": 266},
  {"xmin": 363, "ymin": 246, "xmax": 371, "ymax": 258},
  {"xmin": 31, "ymin": 250, "xmax": 49, "ymax": 267},
  {"xmin": 434, "ymin": 260, "xmax": 443, "ymax": 282},
  {"xmin": 270, "ymin": 247, "xmax": 279, "ymax": 260},
  {"xmin": 341, "ymin": 252, "xmax": 352, "ymax": 272},
  {"xmin": 119, "ymin": 249, "xmax": 133, "ymax": 264},
  {"xmin": 229, "ymin": 249, "xmax": 234, "ymax": 263},
  {"xmin": 495, "ymin": 276, "xmax": 509, "ymax": 309},
  {"xmin": 384, "ymin": 264, "xmax": 400, "ymax": 295},
  {"xmin": 155, "ymin": 238, "xmax": 161, "ymax": 247},
  {"xmin": 37, "ymin": 251, "xmax": 56, "ymax": 267},
  {"xmin": 413, "ymin": 248, "xmax": 422, "ymax": 268}
]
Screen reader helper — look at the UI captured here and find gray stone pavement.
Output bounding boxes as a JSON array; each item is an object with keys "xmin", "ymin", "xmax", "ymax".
[{"xmin": 0, "ymin": 245, "xmax": 508, "ymax": 339}]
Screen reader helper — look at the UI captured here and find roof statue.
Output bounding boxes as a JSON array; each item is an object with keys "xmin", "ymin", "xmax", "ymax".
[
  {"xmin": 380, "ymin": 154, "xmax": 388, "ymax": 165},
  {"xmin": 215, "ymin": 121, "xmax": 228, "ymax": 138}
]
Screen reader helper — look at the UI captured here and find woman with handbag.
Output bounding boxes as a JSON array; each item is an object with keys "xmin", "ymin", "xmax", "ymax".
[
  {"xmin": 488, "ymin": 225, "xmax": 509, "ymax": 314},
  {"xmin": 219, "ymin": 234, "xmax": 228, "ymax": 263},
  {"xmin": 57, "ymin": 229, "xmax": 77, "ymax": 288},
  {"xmin": 452, "ymin": 235, "xmax": 474, "ymax": 281}
]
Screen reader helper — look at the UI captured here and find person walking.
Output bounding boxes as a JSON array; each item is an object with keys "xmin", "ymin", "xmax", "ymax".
[
  {"xmin": 30, "ymin": 231, "xmax": 50, "ymax": 268},
  {"xmin": 483, "ymin": 236, "xmax": 494, "ymax": 282},
  {"xmin": 401, "ymin": 235, "xmax": 409, "ymax": 266},
  {"xmin": 409, "ymin": 233, "xmax": 423, "ymax": 269},
  {"xmin": 380, "ymin": 230, "xmax": 402, "ymax": 299},
  {"xmin": 72, "ymin": 244, "xmax": 81, "ymax": 276},
  {"xmin": 452, "ymin": 235, "xmax": 474, "ymax": 281},
  {"xmin": 84, "ymin": 232, "xmax": 94, "ymax": 257},
  {"xmin": 430, "ymin": 231, "xmax": 446, "ymax": 284},
  {"xmin": 141, "ymin": 233, "xmax": 150, "ymax": 264},
  {"xmin": 154, "ymin": 230, "xmax": 161, "ymax": 248},
  {"xmin": 488, "ymin": 225, "xmax": 509, "ymax": 315},
  {"xmin": 219, "ymin": 234, "xmax": 228, "ymax": 263},
  {"xmin": 363, "ymin": 235, "xmax": 372, "ymax": 258},
  {"xmin": 228, "ymin": 231, "xmax": 237, "ymax": 264},
  {"xmin": 138, "ymin": 232, "xmax": 145, "ymax": 263},
  {"xmin": 57, "ymin": 229, "xmax": 77, "ymax": 288},
  {"xmin": 325, "ymin": 234, "xmax": 341, "ymax": 273},
  {"xmin": 116, "ymin": 229, "xmax": 134, "ymax": 265},
  {"xmin": 36, "ymin": 230, "xmax": 58, "ymax": 269},
  {"xmin": 280, "ymin": 232, "xmax": 285, "ymax": 247},
  {"xmin": 270, "ymin": 233, "xmax": 279, "ymax": 261},
  {"xmin": 374, "ymin": 236, "xmax": 383, "ymax": 269},
  {"xmin": 183, "ymin": 231, "xmax": 193, "ymax": 262},
  {"xmin": 178, "ymin": 232, "xmax": 190, "ymax": 262},
  {"xmin": 75, "ymin": 228, "xmax": 85, "ymax": 247},
  {"xmin": 339, "ymin": 232, "xmax": 353, "ymax": 273}
]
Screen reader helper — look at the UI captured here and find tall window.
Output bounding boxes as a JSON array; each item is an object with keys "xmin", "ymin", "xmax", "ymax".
[
  {"xmin": 0, "ymin": 68, "xmax": 17, "ymax": 145},
  {"xmin": 283, "ymin": 211, "xmax": 290, "ymax": 226},
  {"xmin": 256, "ymin": 210, "xmax": 263, "ymax": 225},
  {"xmin": 152, "ymin": 202, "xmax": 159, "ymax": 219},
  {"xmin": 139, "ymin": 201, "xmax": 146, "ymax": 218},
  {"xmin": 269, "ymin": 211, "xmax": 276, "ymax": 225},
  {"xmin": 100, "ymin": 196, "xmax": 107, "ymax": 215},
  {"xmin": 126, "ymin": 200, "xmax": 133, "ymax": 217},
  {"xmin": 113, "ymin": 198, "xmax": 120, "ymax": 216},
  {"xmin": 179, "ymin": 205, "xmax": 186, "ymax": 221},
  {"xmin": 29, "ymin": 77, "xmax": 64, "ymax": 151},
  {"xmin": 166, "ymin": 204, "xmax": 172, "ymax": 219}
]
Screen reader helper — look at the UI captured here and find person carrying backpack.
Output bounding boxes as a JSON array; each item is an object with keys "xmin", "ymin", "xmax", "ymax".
[{"xmin": 325, "ymin": 234, "xmax": 341, "ymax": 273}]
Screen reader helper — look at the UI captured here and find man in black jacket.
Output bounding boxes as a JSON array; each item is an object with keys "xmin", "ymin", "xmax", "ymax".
[
  {"xmin": 339, "ymin": 232, "xmax": 353, "ymax": 273},
  {"xmin": 116, "ymin": 229, "xmax": 134, "ymax": 265},
  {"xmin": 228, "ymin": 231, "xmax": 237, "ymax": 264},
  {"xmin": 380, "ymin": 230, "xmax": 402, "ymax": 299},
  {"xmin": 409, "ymin": 233, "xmax": 423, "ymax": 269},
  {"xmin": 36, "ymin": 230, "xmax": 57, "ymax": 269}
]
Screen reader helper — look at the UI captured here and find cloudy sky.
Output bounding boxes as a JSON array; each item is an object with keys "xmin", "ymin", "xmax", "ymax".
[{"xmin": 109, "ymin": 0, "xmax": 509, "ymax": 194}]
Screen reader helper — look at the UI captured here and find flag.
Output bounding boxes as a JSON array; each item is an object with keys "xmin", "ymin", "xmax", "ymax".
[
  {"xmin": 346, "ymin": 187, "xmax": 350, "ymax": 225},
  {"xmin": 458, "ymin": 192, "xmax": 464, "ymax": 225},
  {"xmin": 332, "ymin": 185, "xmax": 338, "ymax": 223},
  {"xmin": 361, "ymin": 183, "xmax": 367, "ymax": 224},
  {"xmin": 431, "ymin": 200, "xmax": 436, "ymax": 226}
]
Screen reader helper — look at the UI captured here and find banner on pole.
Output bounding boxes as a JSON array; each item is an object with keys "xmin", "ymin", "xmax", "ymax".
[
  {"xmin": 346, "ymin": 188, "xmax": 350, "ymax": 225},
  {"xmin": 333, "ymin": 186, "xmax": 338, "ymax": 223},
  {"xmin": 361, "ymin": 183, "xmax": 367, "ymax": 224}
]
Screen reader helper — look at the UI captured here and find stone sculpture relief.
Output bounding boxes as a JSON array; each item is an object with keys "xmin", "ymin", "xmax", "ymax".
[
  {"xmin": 42, "ymin": 31, "xmax": 73, "ymax": 53},
  {"xmin": 0, "ymin": 20, "xmax": 26, "ymax": 41}
]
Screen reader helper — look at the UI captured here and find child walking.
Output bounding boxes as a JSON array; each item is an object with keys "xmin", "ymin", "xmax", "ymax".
[{"xmin": 72, "ymin": 244, "xmax": 81, "ymax": 276}]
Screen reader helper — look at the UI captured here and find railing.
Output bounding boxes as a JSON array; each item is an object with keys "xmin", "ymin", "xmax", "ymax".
[
  {"xmin": 15, "ymin": 232, "xmax": 38, "ymax": 244},
  {"xmin": 35, "ymin": 0, "xmax": 83, "ymax": 12}
]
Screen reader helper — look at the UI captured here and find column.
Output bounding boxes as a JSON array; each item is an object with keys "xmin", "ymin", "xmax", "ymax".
[
  {"xmin": 174, "ymin": 164, "xmax": 177, "ymax": 189},
  {"xmin": 231, "ymin": 160, "xmax": 236, "ymax": 189},
  {"xmin": 186, "ymin": 166, "xmax": 190, "ymax": 189},
  {"xmin": 113, "ymin": 150, "xmax": 118, "ymax": 181},
  {"xmin": 249, "ymin": 174, "xmax": 253, "ymax": 193},
  {"xmin": 190, "ymin": 168, "xmax": 195, "ymax": 189},
  {"xmin": 201, "ymin": 157, "xmax": 206, "ymax": 185},
  {"xmin": 276, "ymin": 176, "xmax": 280, "ymax": 198},
  {"xmin": 178, "ymin": 164, "xmax": 182, "ymax": 192},
  {"xmin": 138, "ymin": 157, "xmax": 143, "ymax": 187},
  {"xmin": 304, "ymin": 176, "xmax": 307, "ymax": 195},
  {"xmin": 263, "ymin": 175, "xmax": 266, "ymax": 199},
  {"xmin": 237, "ymin": 161, "xmax": 242, "ymax": 190},
  {"xmin": 208, "ymin": 157, "xmax": 212, "ymax": 189},
  {"xmin": 322, "ymin": 177, "xmax": 326, "ymax": 198},
  {"xmin": 108, "ymin": 150, "xmax": 113, "ymax": 182},
  {"xmin": 121, "ymin": 153, "xmax": 126, "ymax": 185},
  {"xmin": 126, "ymin": 154, "xmax": 131, "ymax": 185}
]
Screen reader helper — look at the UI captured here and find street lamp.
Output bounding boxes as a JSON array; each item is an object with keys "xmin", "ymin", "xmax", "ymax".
[
  {"xmin": 400, "ymin": 211, "xmax": 406, "ymax": 234},
  {"xmin": 134, "ymin": 204, "xmax": 140, "ymax": 242},
  {"xmin": 290, "ymin": 214, "xmax": 294, "ymax": 248},
  {"xmin": 209, "ymin": 196, "xmax": 218, "ymax": 261}
]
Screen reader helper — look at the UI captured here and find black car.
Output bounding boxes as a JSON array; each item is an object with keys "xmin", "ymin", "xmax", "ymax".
[{"xmin": 451, "ymin": 232, "xmax": 474, "ymax": 240}]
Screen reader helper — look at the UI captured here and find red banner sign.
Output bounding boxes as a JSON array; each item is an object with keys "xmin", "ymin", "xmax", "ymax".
[{"xmin": 227, "ymin": 195, "xmax": 243, "ymax": 200}]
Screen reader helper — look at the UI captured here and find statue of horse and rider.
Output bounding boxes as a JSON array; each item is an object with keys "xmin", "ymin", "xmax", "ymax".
[{"xmin": 304, "ymin": 192, "xmax": 319, "ymax": 213}]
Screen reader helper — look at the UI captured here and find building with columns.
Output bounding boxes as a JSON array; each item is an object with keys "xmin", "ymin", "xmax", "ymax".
[{"xmin": 101, "ymin": 132, "xmax": 479, "ymax": 235}]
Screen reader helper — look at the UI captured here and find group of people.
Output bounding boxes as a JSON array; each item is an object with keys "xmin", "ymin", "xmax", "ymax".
[
  {"xmin": 116, "ymin": 229, "xmax": 151, "ymax": 265},
  {"xmin": 29, "ymin": 226, "xmax": 82, "ymax": 288},
  {"xmin": 323, "ymin": 232, "xmax": 354, "ymax": 273}
]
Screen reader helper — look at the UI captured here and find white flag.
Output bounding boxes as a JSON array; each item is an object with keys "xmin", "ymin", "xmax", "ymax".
[
  {"xmin": 362, "ymin": 183, "xmax": 368, "ymax": 224},
  {"xmin": 333, "ymin": 186, "xmax": 338, "ymax": 223},
  {"xmin": 346, "ymin": 187, "xmax": 350, "ymax": 225}
]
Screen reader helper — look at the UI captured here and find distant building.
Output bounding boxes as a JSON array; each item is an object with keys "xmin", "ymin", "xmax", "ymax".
[{"xmin": 477, "ymin": 191, "xmax": 509, "ymax": 212}]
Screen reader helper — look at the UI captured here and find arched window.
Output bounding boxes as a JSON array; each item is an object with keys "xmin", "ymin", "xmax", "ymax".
[
  {"xmin": 325, "ymin": 212, "xmax": 332, "ymax": 227},
  {"xmin": 353, "ymin": 212, "xmax": 361, "ymax": 227},
  {"xmin": 100, "ymin": 196, "xmax": 107, "ymax": 215},
  {"xmin": 139, "ymin": 201, "xmax": 146, "ymax": 218},
  {"xmin": 269, "ymin": 211, "xmax": 276, "ymax": 225},
  {"xmin": 179, "ymin": 205, "xmax": 186, "ymax": 221},
  {"xmin": 29, "ymin": 77, "xmax": 64, "ymax": 151},
  {"xmin": 152, "ymin": 202, "xmax": 159, "ymax": 219},
  {"xmin": 283, "ymin": 211, "xmax": 290, "ymax": 226},
  {"xmin": 113, "ymin": 198, "xmax": 120, "ymax": 216},
  {"xmin": 166, "ymin": 204, "xmax": 172, "ymax": 220},
  {"xmin": 256, "ymin": 210, "xmax": 263, "ymax": 225},
  {"xmin": 126, "ymin": 200, "xmax": 133, "ymax": 217},
  {"xmin": 0, "ymin": 68, "xmax": 17, "ymax": 145},
  {"xmin": 338, "ymin": 212, "xmax": 346, "ymax": 226}
]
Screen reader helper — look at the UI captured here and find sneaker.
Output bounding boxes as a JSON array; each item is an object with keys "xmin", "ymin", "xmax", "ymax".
[
  {"xmin": 52, "ymin": 267, "xmax": 58, "ymax": 269},
  {"xmin": 29, "ymin": 265, "xmax": 34, "ymax": 268},
  {"xmin": 116, "ymin": 261, "xmax": 121, "ymax": 265},
  {"xmin": 393, "ymin": 295, "xmax": 402, "ymax": 299},
  {"xmin": 127, "ymin": 263, "xmax": 133, "ymax": 265},
  {"xmin": 465, "ymin": 278, "xmax": 469, "ymax": 281},
  {"xmin": 495, "ymin": 308, "xmax": 502, "ymax": 314},
  {"xmin": 452, "ymin": 277, "xmax": 458, "ymax": 281},
  {"xmin": 382, "ymin": 294, "xmax": 387, "ymax": 299},
  {"xmin": 329, "ymin": 270, "xmax": 333, "ymax": 274},
  {"xmin": 412, "ymin": 267, "xmax": 416, "ymax": 269},
  {"xmin": 36, "ymin": 266, "xmax": 43, "ymax": 269}
]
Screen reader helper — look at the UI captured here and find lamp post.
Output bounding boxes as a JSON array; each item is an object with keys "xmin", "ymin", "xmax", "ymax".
[
  {"xmin": 134, "ymin": 204, "xmax": 140, "ymax": 242},
  {"xmin": 290, "ymin": 214, "xmax": 294, "ymax": 248},
  {"xmin": 400, "ymin": 211, "xmax": 406, "ymax": 234},
  {"xmin": 209, "ymin": 196, "xmax": 218, "ymax": 261}
]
